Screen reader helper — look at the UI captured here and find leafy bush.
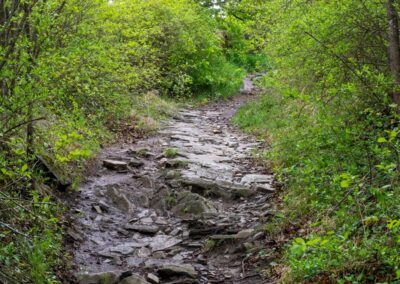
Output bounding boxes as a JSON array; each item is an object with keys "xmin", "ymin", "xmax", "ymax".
[
  {"xmin": 236, "ymin": 83, "xmax": 400, "ymax": 281},
  {"xmin": 234, "ymin": 0, "xmax": 400, "ymax": 280},
  {"xmin": 0, "ymin": 0, "xmax": 246, "ymax": 282}
]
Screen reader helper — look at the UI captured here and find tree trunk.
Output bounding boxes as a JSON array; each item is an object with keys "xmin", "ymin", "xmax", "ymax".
[{"xmin": 387, "ymin": 0, "xmax": 400, "ymax": 104}]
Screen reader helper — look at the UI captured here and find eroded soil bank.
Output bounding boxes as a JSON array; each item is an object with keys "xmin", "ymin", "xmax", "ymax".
[{"xmin": 65, "ymin": 85, "xmax": 277, "ymax": 284}]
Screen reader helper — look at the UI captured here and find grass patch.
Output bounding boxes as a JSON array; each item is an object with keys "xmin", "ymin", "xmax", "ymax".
[
  {"xmin": 164, "ymin": 148, "xmax": 179, "ymax": 158},
  {"xmin": 233, "ymin": 92, "xmax": 286, "ymax": 139},
  {"xmin": 131, "ymin": 91, "xmax": 179, "ymax": 133},
  {"xmin": 203, "ymin": 239, "xmax": 216, "ymax": 252}
]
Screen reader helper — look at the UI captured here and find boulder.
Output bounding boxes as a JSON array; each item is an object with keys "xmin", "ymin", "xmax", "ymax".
[
  {"xmin": 163, "ymin": 170, "xmax": 181, "ymax": 180},
  {"xmin": 136, "ymin": 176, "xmax": 155, "ymax": 189},
  {"xmin": 209, "ymin": 229, "xmax": 255, "ymax": 241},
  {"xmin": 124, "ymin": 224, "xmax": 160, "ymax": 234},
  {"xmin": 101, "ymin": 241, "xmax": 150, "ymax": 256},
  {"xmin": 103, "ymin": 160, "xmax": 128, "ymax": 171},
  {"xmin": 129, "ymin": 158, "xmax": 144, "ymax": 168},
  {"xmin": 128, "ymin": 147, "xmax": 154, "ymax": 157},
  {"xmin": 235, "ymin": 229, "xmax": 255, "ymax": 239},
  {"xmin": 180, "ymin": 176, "xmax": 255, "ymax": 199},
  {"xmin": 146, "ymin": 273, "xmax": 160, "ymax": 284},
  {"xmin": 67, "ymin": 228, "xmax": 84, "ymax": 242},
  {"xmin": 119, "ymin": 274, "xmax": 149, "ymax": 284},
  {"xmin": 105, "ymin": 187, "xmax": 135, "ymax": 214},
  {"xmin": 179, "ymin": 177, "xmax": 229, "ymax": 199},
  {"xmin": 254, "ymin": 184, "xmax": 275, "ymax": 193},
  {"xmin": 157, "ymin": 264, "xmax": 198, "ymax": 279},
  {"xmin": 241, "ymin": 174, "xmax": 272, "ymax": 184},
  {"xmin": 75, "ymin": 271, "xmax": 119, "ymax": 284},
  {"xmin": 36, "ymin": 154, "xmax": 71, "ymax": 189},
  {"xmin": 172, "ymin": 191, "xmax": 216, "ymax": 218},
  {"xmin": 149, "ymin": 235, "xmax": 182, "ymax": 252},
  {"xmin": 136, "ymin": 247, "xmax": 151, "ymax": 258}
]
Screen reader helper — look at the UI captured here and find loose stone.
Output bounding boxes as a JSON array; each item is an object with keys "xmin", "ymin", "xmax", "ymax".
[
  {"xmin": 157, "ymin": 264, "xmax": 198, "ymax": 279},
  {"xmin": 119, "ymin": 274, "xmax": 149, "ymax": 284},
  {"xmin": 103, "ymin": 160, "xmax": 128, "ymax": 171},
  {"xmin": 146, "ymin": 273, "xmax": 160, "ymax": 284},
  {"xmin": 124, "ymin": 224, "xmax": 160, "ymax": 234},
  {"xmin": 75, "ymin": 271, "xmax": 119, "ymax": 284},
  {"xmin": 149, "ymin": 235, "xmax": 183, "ymax": 252}
]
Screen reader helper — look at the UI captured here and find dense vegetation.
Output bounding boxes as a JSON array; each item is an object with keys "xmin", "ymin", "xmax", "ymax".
[
  {"xmin": 234, "ymin": 0, "xmax": 400, "ymax": 282},
  {"xmin": 3, "ymin": 0, "xmax": 400, "ymax": 282},
  {"xmin": 0, "ymin": 0, "xmax": 248, "ymax": 282}
]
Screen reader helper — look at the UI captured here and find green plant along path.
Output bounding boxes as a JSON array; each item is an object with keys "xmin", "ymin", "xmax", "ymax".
[{"xmin": 1, "ymin": 0, "xmax": 400, "ymax": 283}]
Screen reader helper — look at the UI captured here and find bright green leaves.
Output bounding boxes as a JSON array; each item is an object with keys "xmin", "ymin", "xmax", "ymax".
[
  {"xmin": 290, "ymin": 237, "xmax": 307, "ymax": 257},
  {"xmin": 387, "ymin": 219, "xmax": 400, "ymax": 231},
  {"xmin": 338, "ymin": 173, "xmax": 353, "ymax": 189},
  {"xmin": 287, "ymin": 234, "xmax": 351, "ymax": 279},
  {"xmin": 101, "ymin": 0, "xmax": 244, "ymax": 98},
  {"xmin": 0, "ymin": 0, "xmax": 249, "ymax": 282},
  {"xmin": 234, "ymin": 0, "xmax": 400, "ymax": 280},
  {"xmin": 378, "ymin": 129, "xmax": 399, "ymax": 143},
  {"xmin": 378, "ymin": 137, "xmax": 388, "ymax": 143}
]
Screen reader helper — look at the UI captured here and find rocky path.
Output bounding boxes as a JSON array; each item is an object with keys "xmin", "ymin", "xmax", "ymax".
[{"xmin": 66, "ymin": 86, "xmax": 276, "ymax": 284}]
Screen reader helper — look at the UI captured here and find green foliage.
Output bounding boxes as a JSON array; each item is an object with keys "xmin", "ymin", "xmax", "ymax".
[
  {"xmin": 234, "ymin": 0, "xmax": 400, "ymax": 282},
  {"xmin": 130, "ymin": 91, "xmax": 178, "ymax": 133},
  {"xmin": 236, "ymin": 89, "xmax": 400, "ymax": 282},
  {"xmin": 164, "ymin": 148, "xmax": 179, "ymax": 158},
  {"xmin": 0, "ymin": 190, "xmax": 62, "ymax": 283},
  {"xmin": 0, "ymin": 0, "xmax": 249, "ymax": 281}
]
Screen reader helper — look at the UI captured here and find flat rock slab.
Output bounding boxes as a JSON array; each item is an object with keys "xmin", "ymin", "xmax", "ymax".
[
  {"xmin": 103, "ymin": 160, "xmax": 128, "ymax": 171},
  {"xmin": 158, "ymin": 264, "xmax": 198, "ymax": 279},
  {"xmin": 146, "ymin": 273, "xmax": 160, "ymax": 284},
  {"xmin": 150, "ymin": 235, "xmax": 183, "ymax": 252},
  {"xmin": 106, "ymin": 187, "xmax": 135, "ymax": 213},
  {"xmin": 172, "ymin": 191, "xmax": 216, "ymax": 217},
  {"xmin": 180, "ymin": 176, "xmax": 256, "ymax": 199},
  {"xmin": 241, "ymin": 174, "xmax": 273, "ymax": 184},
  {"xmin": 125, "ymin": 224, "xmax": 160, "ymax": 234},
  {"xmin": 129, "ymin": 158, "xmax": 144, "ymax": 167},
  {"xmin": 102, "ymin": 241, "xmax": 150, "ymax": 256},
  {"xmin": 75, "ymin": 271, "xmax": 119, "ymax": 284},
  {"xmin": 210, "ymin": 229, "xmax": 255, "ymax": 241},
  {"xmin": 120, "ymin": 275, "xmax": 150, "ymax": 284}
]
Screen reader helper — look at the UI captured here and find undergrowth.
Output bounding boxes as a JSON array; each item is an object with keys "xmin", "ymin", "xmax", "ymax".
[
  {"xmin": 234, "ymin": 88, "xmax": 400, "ymax": 282},
  {"xmin": 0, "ymin": 92, "xmax": 176, "ymax": 283}
]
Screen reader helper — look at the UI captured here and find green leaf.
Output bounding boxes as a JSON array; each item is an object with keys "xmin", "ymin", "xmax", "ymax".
[
  {"xmin": 21, "ymin": 164, "xmax": 28, "ymax": 173},
  {"xmin": 340, "ymin": 179, "xmax": 350, "ymax": 188},
  {"xmin": 377, "ymin": 137, "xmax": 387, "ymax": 143}
]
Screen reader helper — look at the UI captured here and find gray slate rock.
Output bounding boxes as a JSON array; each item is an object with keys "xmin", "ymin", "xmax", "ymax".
[
  {"xmin": 124, "ymin": 224, "xmax": 160, "ymax": 234},
  {"xmin": 129, "ymin": 158, "xmax": 144, "ymax": 167},
  {"xmin": 119, "ymin": 274, "xmax": 149, "ymax": 284},
  {"xmin": 150, "ymin": 235, "xmax": 182, "ymax": 252},
  {"xmin": 103, "ymin": 160, "xmax": 128, "ymax": 171},
  {"xmin": 106, "ymin": 241, "xmax": 150, "ymax": 255},
  {"xmin": 241, "ymin": 174, "xmax": 272, "ymax": 184},
  {"xmin": 209, "ymin": 229, "xmax": 255, "ymax": 241},
  {"xmin": 128, "ymin": 147, "xmax": 153, "ymax": 157},
  {"xmin": 158, "ymin": 264, "xmax": 198, "ymax": 279},
  {"xmin": 254, "ymin": 184, "xmax": 275, "ymax": 193},
  {"xmin": 146, "ymin": 273, "xmax": 160, "ymax": 284},
  {"xmin": 172, "ymin": 191, "xmax": 216, "ymax": 218},
  {"xmin": 75, "ymin": 271, "xmax": 119, "ymax": 284},
  {"xmin": 105, "ymin": 186, "xmax": 135, "ymax": 214}
]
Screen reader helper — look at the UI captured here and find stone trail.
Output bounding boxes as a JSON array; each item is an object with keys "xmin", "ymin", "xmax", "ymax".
[{"xmin": 66, "ymin": 91, "xmax": 276, "ymax": 284}]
